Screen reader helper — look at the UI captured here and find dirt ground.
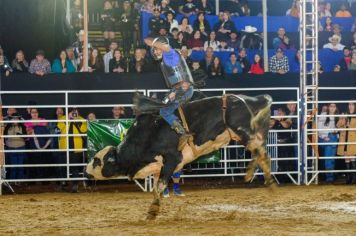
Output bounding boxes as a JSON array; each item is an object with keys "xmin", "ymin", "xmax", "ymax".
[{"xmin": 0, "ymin": 183, "xmax": 355, "ymax": 236}]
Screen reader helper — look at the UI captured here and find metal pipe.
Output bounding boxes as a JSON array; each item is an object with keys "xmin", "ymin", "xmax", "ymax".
[{"xmin": 262, "ymin": 0, "xmax": 268, "ymax": 71}]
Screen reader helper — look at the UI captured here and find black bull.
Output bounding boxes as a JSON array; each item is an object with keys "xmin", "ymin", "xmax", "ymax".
[{"xmin": 86, "ymin": 94, "xmax": 274, "ymax": 219}]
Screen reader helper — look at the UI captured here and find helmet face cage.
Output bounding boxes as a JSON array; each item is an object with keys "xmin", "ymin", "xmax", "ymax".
[
  {"xmin": 150, "ymin": 47, "xmax": 163, "ymax": 60},
  {"xmin": 150, "ymin": 36, "xmax": 170, "ymax": 61}
]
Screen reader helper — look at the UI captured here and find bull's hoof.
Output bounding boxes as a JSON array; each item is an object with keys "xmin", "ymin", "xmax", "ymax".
[
  {"xmin": 146, "ymin": 212, "xmax": 157, "ymax": 220},
  {"xmin": 147, "ymin": 204, "xmax": 160, "ymax": 220},
  {"xmin": 244, "ymin": 172, "xmax": 254, "ymax": 182},
  {"xmin": 265, "ymin": 179, "xmax": 277, "ymax": 191}
]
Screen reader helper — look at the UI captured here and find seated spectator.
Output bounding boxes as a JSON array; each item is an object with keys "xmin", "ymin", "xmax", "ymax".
[
  {"xmin": 350, "ymin": 32, "xmax": 356, "ymax": 51},
  {"xmin": 332, "ymin": 24, "xmax": 343, "ymax": 41},
  {"xmin": 269, "ymin": 48, "xmax": 289, "ymax": 74},
  {"xmin": 334, "ymin": 64, "xmax": 341, "ymax": 72},
  {"xmin": 339, "ymin": 47, "xmax": 351, "ymax": 71},
  {"xmin": 112, "ymin": 106, "xmax": 126, "ymax": 119},
  {"xmin": 187, "ymin": 30, "xmax": 204, "ymax": 51},
  {"xmin": 179, "ymin": 46, "xmax": 193, "ymax": 67},
  {"xmin": 214, "ymin": 11, "xmax": 237, "ymax": 41},
  {"xmin": 351, "ymin": 18, "xmax": 356, "ymax": 33},
  {"xmin": 29, "ymin": 50, "xmax": 51, "ymax": 76},
  {"xmin": 0, "ymin": 51, "xmax": 12, "ymax": 77},
  {"xmin": 322, "ymin": 17, "xmax": 333, "ymax": 32},
  {"xmin": 200, "ymin": 46, "xmax": 214, "ymax": 71},
  {"xmin": 217, "ymin": 38, "xmax": 233, "ymax": 52},
  {"xmin": 196, "ymin": 0, "xmax": 214, "ymax": 15},
  {"xmin": 286, "ymin": 0, "xmax": 299, "ymax": 17},
  {"xmin": 11, "ymin": 50, "xmax": 29, "ymax": 73},
  {"xmin": 129, "ymin": 48, "xmax": 149, "ymax": 73},
  {"xmin": 249, "ymin": 54, "xmax": 264, "ymax": 75},
  {"xmin": 179, "ymin": 0, "xmax": 198, "ymax": 17},
  {"xmin": 273, "ymin": 27, "xmax": 286, "ymax": 49},
  {"xmin": 88, "ymin": 48, "xmax": 104, "ymax": 72},
  {"xmin": 323, "ymin": 34, "xmax": 345, "ymax": 51},
  {"xmin": 176, "ymin": 31, "xmax": 188, "ymax": 49},
  {"xmin": 240, "ymin": 26, "xmax": 262, "ymax": 50},
  {"xmin": 165, "ymin": 11, "xmax": 178, "ymax": 33},
  {"xmin": 335, "ymin": 3, "xmax": 352, "ymax": 17},
  {"xmin": 228, "ymin": 0, "xmax": 248, "ymax": 16},
  {"xmin": 87, "ymin": 112, "xmax": 96, "ymax": 121},
  {"xmin": 52, "ymin": 50, "xmax": 76, "ymax": 74},
  {"xmin": 148, "ymin": 7, "xmax": 165, "ymax": 36},
  {"xmin": 193, "ymin": 12, "xmax": 211, "ymax": 41},
  {"xmin": 169, "ymin": 28, "xmax": 180, "ymax": 49},
  {"xmin": 207, "ymin": 56, "xmax": 224, "ymax": 79},
  {"xmin": 224, "ymin": 52, "xmax": 242, "ymax": 75},
  {"xmin": 100, "ymin": 0, "xmax": 116, "ymax": 45},
  {"xmin": 227, "ymin": 31, "xmax": 240, "ymax": 51},
  {"xmin": 178, "ymin": 16, "xmax": 193, "ymax": 36},
  {"xmin": 291, "ymin": 50, "xmax": 301, "ymax": 73},
  {"xmin": 204, "ymin": 31, "xmax": 220, "ymax": 51},
  {"xmin": 191, "ymin": 61, "xmax": 207, "ymax": 87},
  {"xmin": 103, "ymin": 41, "xmax": 118, "ymax": 73},
  {"xmin": 349, "ymin": 52, "xmax": 356, "ymax": 71},
  {"xmin": 319, "ymin": 2, "xmax": 332, "ymax": 17},
  {"xmin": 279, "ymin": 35, "xmax": 295, "ymax": 50},
  {"xmin": 159, "ymin": 0, "xmax": 175, "ymax": 15},
  {"xmin": 141, "ymin": 0, "xmax": 155, "ymax": 13},
  {"xmin": 66, "ymin": 47, "xmax": 78, "ymax": 72},
  {"xmin": 109, "ymin": 49, "xmax": 126, "ymax": 73},
  {"xmin": 237, "ymin": 48, "xmax": 250, "ymax": 73}
]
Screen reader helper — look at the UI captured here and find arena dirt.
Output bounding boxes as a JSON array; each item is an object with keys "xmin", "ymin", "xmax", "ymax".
[{"xmin": 0, "ymin": 184, "xmax": 355, "ymax": 236}]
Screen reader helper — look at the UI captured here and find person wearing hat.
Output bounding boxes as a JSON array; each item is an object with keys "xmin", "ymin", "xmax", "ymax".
[
  {"xmin": 28, "ymin": 50, "xmax": 51, "ymax": 76},
  {"xmin": 323, "ymin": 34, "xmax": 345, "ymax": 51},
  {"xmin": 335, "ymin": 3, "xmax": 352, "ymax": 17},
  {"xmin": 160, "ymin": 0, "xmax": 175, "ymax": 15},
  {"xmin": 240, "ymin": 25, "xmax": 262, "ymax": 50},
  {"xmin": 269, "ymin": 47, "xmax": 290, "ymax": 74}
]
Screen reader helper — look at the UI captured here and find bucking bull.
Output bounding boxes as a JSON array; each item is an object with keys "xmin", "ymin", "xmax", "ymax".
[{"xmin": 86, "ymin": 93, "xmax": 274, "ymax": 219}]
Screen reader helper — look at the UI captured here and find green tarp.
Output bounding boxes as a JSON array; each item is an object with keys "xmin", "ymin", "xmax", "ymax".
[{"xmin": 87, "ymin": 119, "xmax": 220, "ymax": 164}]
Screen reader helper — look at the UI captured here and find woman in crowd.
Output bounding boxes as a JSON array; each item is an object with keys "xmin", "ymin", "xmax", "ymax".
[
  {"xmin": 286, "ymin": 0, "xmax": 299, "ymax": 17},
  {"xmin": 193, "ymin": 12, "xmax": 211, "ymax": 41},
  {"xmin": 176, "ymin": 31, "xmax": 188, "ymax": 49},
  {"xmin": 337, "ymin": 102, "xmax": 356, "ymax": 184},
  {"xmin": 204, "ymin": 31, "xmax": 220, "ymax": 51},
  {"xmin": 348, "ymin": 52, "xmax": 356, "ymax": 71},
  {"xmin": 323, "ymin": 34, "xmax": 345, "ymax": 51},
  {"xmin": 0, "ymin": 51, "xmax": 12, "ymax": 77},
  {"xmin": 101, "ymin": 0, "xmax": 116, "ymax": 45},
  {"xmin": 88, "ymin": 48, "xmax": 104, "ymax": 72},
  {"xmin": 109, "ymin": 49, "xmax": 126, "ymax": 73},
  {"xmin": 52, "ymin": 50, "xmax": 76, "ymax": 74},
  {"xmin": 165, "ymin": 11, "xmax": 178, "ymax": 33},
  {"xmin": 249, "ymin": 54, "xmax": 264, "ymax": 75},
  {"xmin": 187, "ymin": 30, "xmax": 204, "ymax": 51},
  {"xmin": 323, "ymin": 17, "xmax": 333, "ymax": 32},
  {"xmin": 207, "ymin": 56, "xmax": 224, "ymax": 79},
  {"xmin": 214, "ymin": 11, "xmax": 237, "ymax": 41},
  {"xmin": 318, "ymin": 103, "xmax": 339, "ymax": 182},
  {"xmin": 178, "ymin": 16, "xmax": 193, "ymax": 36},
  {"xmin": 11, "ymin": 50, "xmax": 29, "ymax": 73}
]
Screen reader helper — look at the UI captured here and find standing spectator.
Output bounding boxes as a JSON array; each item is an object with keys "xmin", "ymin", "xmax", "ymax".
[
  {"xmin": 323, "ymin": 17, "xmax": 333, "ymax": 32},
  {"xmin": 240, "ymin": 26, "xmax": 262, "ymax": 50},
  {"xmin": 196, "ymin": 0, "xmax": 214, "ymax": 15},
  {"xmin": 29, "ymin": 50, "xmax": 51, "ymax": 76},
  {"xmin": 323, "ymin": 34, "xmax": 345, "ymax": 51},
  {"xmin": 199, "ymin": 46, "xmax": 214, "ymax": 71},
  {"xmin": 337, "ymin": 102, "xmax": 356, "ymax": 184},
  {"xmin": 272, "ymin": 27, "xmax": 286, "ymax": 49},
  {"xmin": 214, "ymin": 11, "xmax": 237, "ymax": 41},
  {"xmin": 0, "ymin": 52, "xmax": 12, "ymax": 77},
  {"xmin": 348, "ymin": 52, "xmax": 356, "ymax": 71},
  {"xmin": 179, "ymin": 0, "xmax": 198, "ymax": 17},
  {"xmin": 129, "ymin": 48, "xmax": 149, "ymax": 73},
  {"xmin": 224, "ymin": 52, "xmax": 242, "ymax": 75},
  {"xmin": 204, "ymin": 31, "xmax": 220, "ymax": 51},
  {"xmin": 57, "ymin": 108, "xmax": 87, "ymax": 193},
  {"xmin": 187, "ymin": 30, "xmax": 204, "ymax": 51},
  {"xmin": 269, "ymin": 48, "xmax": 290, "ymax": 74},
  {"xmin": 100, "ymin": 0, "xmax": 116, "ymax": 46},
  {"xmin": 207, "ymin": 56, "xmax": 224, "ymax": 79},
  {"xmin": 52, "ymin": 50, "xmax": 76, "ymax": 74},
  {"xmin": 339, "ymin": 47, "xmax": 351, "ymax": 71},
  {"xmin": 178, "ymin": 16, "xmax": 194, "ymax": 36},
  {"xmin": 11, "ymin": 50, "xmax": 29, "ymax": 73},
  {"xmin": 193, "ymin": 12, "xmax": 211, "ymax": 41},
  {"xmin": 335, "ymin": 3, "xmax": 352, "ymax": 17},
  {"xmin": 249, "ymin": 54, "xmax": 264, "ymax": 75},
  {"xmin": 112, "ymin": 106, "xmax": 126, "ymax": 119},
  {"xmin": 286, "ymin": 0, "xmax": 300, "ymax": 17},
  {"xmin": 237, "ymin": 48, "xmax": 250, "ymax": 73},
  {"xmin": 66, "ymin": 47, "xmax": 78, "ymax": 72},
  {"xmin": 4, "ymin": 113, "xmax": 27, "ymax": 181},
  {"xmin": 227, "ymin": 31, "xmax": 240, "ymax": 51},
  {"xmin": 148, "ymin": 7, "xmax": 165, "ymax": 36},
  {"xmin": 165, "ymin": 11, "xmax": 178, "ymax": 33},
  {"xmin": 109, "ymin": 49, "xmax": 126, "ymax": 73},
  {"xmin": 88, "ymin": 48, "xmax": 104, "ymax": 72},
  {"xmin": 318, "ymin": 103, "xmax": 339, "ymax": 183},
  {"xmin": 103, "ymin": 41, "xmax": 118, "ymax": 73}
]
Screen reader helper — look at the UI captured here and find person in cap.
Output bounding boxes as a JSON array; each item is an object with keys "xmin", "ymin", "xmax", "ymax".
[
  {"xmin": 144, "ymin": 36, "xmax": 194, "ymax": 150},
  {"xmin": 28, "ymin": 50, "xmax": 51, "ymax": 76},
  {"xmin": 323, "ymin": 34, "xmax": 345, "ymax": 51}
]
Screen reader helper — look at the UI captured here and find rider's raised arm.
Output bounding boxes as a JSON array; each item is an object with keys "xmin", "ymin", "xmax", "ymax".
[{"xmin": 144, "ymin": 37, "xmax": 171, "ymax": 52}]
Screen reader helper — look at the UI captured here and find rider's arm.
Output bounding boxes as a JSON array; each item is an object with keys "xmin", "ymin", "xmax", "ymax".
[{"xmin": 144, "ymin": 37, "xmax": 171, "ymax": 52}]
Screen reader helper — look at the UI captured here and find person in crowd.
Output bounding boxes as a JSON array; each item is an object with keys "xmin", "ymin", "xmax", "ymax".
[
  {"xmin": 169, "ymin": 27, "xmax": 180, "ymax": 49},
  {"xmin": 286, "ymin": 0, "xmax": 300, "ymax": 17},
  {"xmin": 269, "ymin": 47, "xmax": 290, "ymax": 74},
  {"xmin": 193, "ymin": 12, "xmax": 211, "ymax": 41},
  {"xmin": 196, "ymin": 0, "xmax": 214, "ymax": 15},
  {"xmin": 204, "ymin": 31, "xmax": 220, "ymax": 51},
  {"xmin": 199, "ymin": 46, "xmax": 214, "ymax": 71},
  {"xmin": 335, "ymin": 3, "xmax": 352, "ymax": 17},
  {"xmin": 148, "ymin": 7, "xmax": 165, "ymax": 36},
  {"xmin": 52, "ymin": 50, "xmax": 76, "ymax": 74},
  {"xmin": 218, "ymin": 38, "xmax": 234, "ymax": 51},
  {"xmin": 134, "ymin": 0, "xmax": 146, "ymax": 12},
  {"xmin": 11, "ymin": 50, "xmax": 29, "ymax": 73},
  {"xmin": 214, "ymin": 11, "xmax": 237, "ymax": 41},
  {"xmin": 4, "ymin": 113, "xmax": 27, "ymax": 181},
  {"xmin": 118, "ymin": 0, "xmax": 139, "ymax": 56},
  {"xmin": 87, "ymin": 112, "xmax": 97, "ymax": 121},
  {"xmin": 66, "ymin": 47, "xmax": 78, "ymax": 72},
  {"xmin": 103, "ymin": 41, "xmax": 118, "ymax": 73},
  {"xmin": 279, "ymin": 35, "xmax": 295, "ymax": 50},
  {"xmin": 165, "ymin": 11, "xmax": 178, "ymax": 33},
  {"xmin": 88, "ymin": 48, "xmax": 104, "ymax": 72},
  {"xmin": 350, "ymin": 32, "xmax": 356, "ymax": 51},
  {"xmin": 72, "ymin": 30, "xmax": 92, "ymax": 70},
  {"xmin": 141, "ymin": 0, "xmax": 155, "ymax": 13},
  {"xmin": 337, "ymin": 102, "xmax": 356, "ymax": 184},
  {"xmin": 112, "ymin": 106, "xmax": 126, "ymax": 119},
  {"xmin": 109, "ymin": 49, "xmax": 126, "ymax": 73},
  {"xmin": 228, "ymin": 0, "xmax": 248, "ymax": 16},
  {"xmin": 285, "ymin": 101, "xmax": 298, "ymax": 169},
  {"xmin": 237, "ymin": 48, "xmax": 250, "ymax": 74},
  {"xmin": 100, "ymin": 0, "xmax": 116, "ymax": 45},
  {"xmin": 4, "ymin": 108, "xmax": 18, "ymax": 121},
  {"xmin": 29, "ymin": 50, "xmax": 51, "ymax": 76},
  {"xmin": 176, "ymin": 31, "xmax": 188, "ymax": 49},
  {"xmin": 291, "ymin": 49, "xmax": 301, "ymax": 72},
  {"xmin": 157, "ymin": 25, "xmax": 169, "ymax": 38},
  {"xmin": 25, "ymin": 108, "xmax": 51, "ymax": 179},
  {"xmin": 318, "ymin": 2, "xmax": 331, "ymax": 17},
  {"xmin": 179, "ymin": 0, "xmax": 198, "ymax": 17},
  {"xmin": 323, "ymin": 34, "xmax": 345, "ymax": 51},
  {"xmin": 187, "ymin": 30, "xmax": 204, "ymax": 51},
  {"xmin": 339, "ymin": 47, "xmax": 351, "ymax": 71},
  {"xmin": 178, "ymin": 16, "xmax": 194, "ymax": 37},
  {"xmin": 0, "ymin": 51, "xmax": 12, "ymax": 77},
  {"xmin": 324, "ymin": 2, "xmax": 333, "ymax": 16},
  {"xmin": 318, "ymin": 103, "xmax": 339, "ymax": 183},
  {"xmin": 273, "ymin": 27, "xmax": 286, "ymax": 49},
  {"xmin": 351, "ymin": 18, "xmax": 356, "ymax": 33},
  {"xmin": 224, "ymin": 52, "xmax": 242, "ymax": 75},
  {"xmin": 207, "ymin": 56, "xmax": 224, "ymax": 79},
  {"xmin": 240, "ymin": 25, "xmax": 263, "ymax": 49},
  {"xmin": 227, "ymin": 31, "xmax": 240, "ymax": 51},
  {"xmin": 334, "ymin": 64, "xmax": 341, "ymax": 72},
  {"xmin": 129, "ymin": 48, "xmax": 149, "ymax": 73},
  {"xmin": 69, "ymin": 0, "xmax": 83, "ymax": 43},
  {"xmin": 249, "ymin": 54, "xmax": 264, "ymax": 75},
  {"xmin": 323, "ymin": 17, "xmax": 333, "ymax": 32},
  {"xmin": 191, "ymin": 61, "xmax": 207, "ymax": 87},
  {"xmin": 179, "ymin": 46, "xmax": 193, "ymax": 67},
  {"xmin": 348, "ymin": 51, "xmax": 356, "ymax": 71},
  {"xmin": 159, "ymin": 0, "xmax": 175, "ymax": 15},
  {"xmin": 57, "ymin": 108, "xmax": 87, "ymax": 193}
]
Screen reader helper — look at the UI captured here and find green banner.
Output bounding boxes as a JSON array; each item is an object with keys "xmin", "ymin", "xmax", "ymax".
[{"xmin": 87, "ymin": 119, "xmax": 220, "ymax": 164}]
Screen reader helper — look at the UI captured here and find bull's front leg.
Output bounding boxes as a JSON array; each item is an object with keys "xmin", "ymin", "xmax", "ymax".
[{"xmin": 147, "ymin": 171, "xmax": 161, "ymax": 220}]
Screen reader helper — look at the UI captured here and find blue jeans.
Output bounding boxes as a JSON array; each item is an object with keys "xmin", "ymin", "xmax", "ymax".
[
  {"xmin": 319, "ymin": 133, "xmax": 338, "ymax": 181},
  {"xmin": 160, "ymin": 87, "xmax": 193, "ymax": 126},
  {"xmin": 5, "ymin": 146, "xmax": 27, "ymax": 180}
]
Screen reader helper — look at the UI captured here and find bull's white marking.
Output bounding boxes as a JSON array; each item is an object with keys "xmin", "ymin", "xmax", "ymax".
[{"xmin": 133, "ymin": 156, "xmax": 163, "ymax": 179}]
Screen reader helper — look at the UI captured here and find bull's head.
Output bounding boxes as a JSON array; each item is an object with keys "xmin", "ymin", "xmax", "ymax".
[{"xmin": 86, "ymin": 146, "xmax": 119, "ymax": 180}]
